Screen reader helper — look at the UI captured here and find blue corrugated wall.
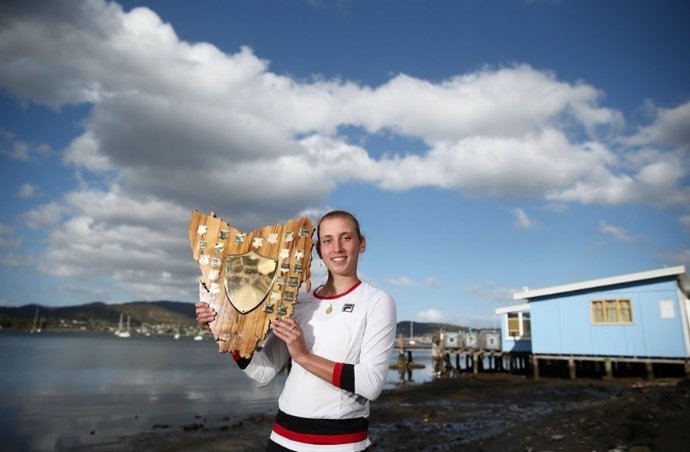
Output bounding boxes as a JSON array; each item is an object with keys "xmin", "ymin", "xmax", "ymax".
[{"xmin": 530, "ymin": 278, "xmax": 688, "ymax": 358}]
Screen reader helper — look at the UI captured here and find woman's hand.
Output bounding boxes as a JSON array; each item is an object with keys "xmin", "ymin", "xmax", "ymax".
[
  {"xmin": 196, "ymin": 281, "xmax": 217, "ymax": 331},
  {"xmin": 195, "ymin": 301, "xmax": 216, "ymax": 331},
  {"xmin": 271, "ymin": 317, "xmax": 308, "ymax": 361},
  {"xmin": 272, "ymin": 317, "xmax": 337, "ymax": 384}
]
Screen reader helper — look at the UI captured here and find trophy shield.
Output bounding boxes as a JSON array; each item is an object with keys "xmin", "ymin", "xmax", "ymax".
[
  {"xmin": 189, "ymin": 210, "xmax": 315, "ymax": 357},
  {"xmin": 224, "ymin": 252, "xmax": 278, "ymax": 314}
]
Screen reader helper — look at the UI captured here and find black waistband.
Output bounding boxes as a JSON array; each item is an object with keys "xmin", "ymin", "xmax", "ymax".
[{"xmin": 275, "ymin": 410, "xmax": 369, "ymax": 435}]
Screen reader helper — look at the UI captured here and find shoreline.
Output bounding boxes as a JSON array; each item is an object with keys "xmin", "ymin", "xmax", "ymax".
[{"xmin": 81, "ymin": 374, "xmax": 690, "ymax": 452}]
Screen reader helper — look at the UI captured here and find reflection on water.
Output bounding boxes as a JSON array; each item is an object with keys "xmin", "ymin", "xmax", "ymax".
[
  {"xmin": 0, "ymin": 332, "xmax": 433, "ymax": 451},
  {"xmin": 0, "ymin": 331, "xmax": 286, "ymax": 451},
  {"xmin": 389, "ymin": 349, "xmax": 433, "ymax": 386}
]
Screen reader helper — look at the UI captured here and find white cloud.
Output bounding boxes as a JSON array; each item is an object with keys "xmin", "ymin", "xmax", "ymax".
[
  {"xmin": 416, "ymin": 308, "xmax": 445, "ymax": 322},
  {"xmin": 680, "ymin": 215, "xmax": 690, "ymax": 234},
  {"xmin": 63, "ymin": 132, "xmax": 112, "ymax": 172},
  {"xmin": 1, "ymin": 0, "xmax": 684, "ymax": 211},
  {"xmin": 0, "ymin": 0, "xmax": 687, "ymax": 301},
  {"xmin": 599, "ymin": 221, "xmax": 635, "ymax": 243},
  {"xmin": 0, "ymin": 224, "xmax": 20, "ymax": 248},
  {"xmin": 626, "ymin": 101, "xmax": 690, "ymax": 150},
  {"xmin": 0, "ymin": 130, "xmax": 29, "ymax": 160},
  {"xmin": 1, "ymin": 129, "xmax": 54, "ymax": 161},
  {"xmin": 465, "ymin": 281, "xmax": 515, "ymax": 302},
  {"xmin": 34, "ymin": 188, "xmax": 193, "ymax": 297},
  {"xmin": 512, "ymin": 208, "xmax": 536, "ymax": 230},
  {"xmin": 18, "ymin": 183, "xmax": 40, "ymax": 198},
  {"xmin": 24, "ymin": 203, "xmax": 65, "ymax": 229},
  {"xmin": 0, "ymin": 253, "xmax": 31, "ymax": 269},
  {"xmin": 387, "ymin": 276, "xmax": 439, "ymax": 287}
]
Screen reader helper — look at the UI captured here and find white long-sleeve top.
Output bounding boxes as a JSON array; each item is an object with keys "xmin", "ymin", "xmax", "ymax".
[{"xmin": 243, "ymin": 281, "xmax": 397, "ymax": 420}]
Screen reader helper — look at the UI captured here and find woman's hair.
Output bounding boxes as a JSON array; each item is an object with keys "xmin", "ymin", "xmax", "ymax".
[{"xmin": 316, "ymin": 210, "xmax": 363, "ymax": 251}]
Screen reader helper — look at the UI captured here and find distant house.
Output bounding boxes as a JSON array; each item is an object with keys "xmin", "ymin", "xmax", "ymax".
[{"xmin": 496, "ymin": 266, "xmax": 690, "ymax": 378}]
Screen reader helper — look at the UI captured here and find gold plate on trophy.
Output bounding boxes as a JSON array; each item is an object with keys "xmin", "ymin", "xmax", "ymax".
[
  {"xmin": 224, "ymin": 251, "xmax": 278, "ymax": 314},
  {"xmin": 189, "ymin": 210, "xmax": 314, "ymax": 358}
]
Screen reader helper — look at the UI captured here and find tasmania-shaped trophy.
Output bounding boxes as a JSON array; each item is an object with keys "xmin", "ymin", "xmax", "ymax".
[{"xmin": 189, "ymin": 210, "xmax": 315, "ymax": 357}]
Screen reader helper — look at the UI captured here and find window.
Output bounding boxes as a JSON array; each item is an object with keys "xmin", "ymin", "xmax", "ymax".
[
  {"xmin": 507, "ymin": 313, "xmax": 520, "ymax": 337},
  {"xmin": 591, "ymin": 299, "xmax": 633, "ymax": 324},
  {"xmin": 522, "ymin": 313, "xmax": 531, "ymax": 336},
  {"xmin": 507, "ymin": 312, "xmax": 531, "ymax": 338},
  {"xmin": 620, "ymin": 300, "xmax": 632, "ymax": 322}
]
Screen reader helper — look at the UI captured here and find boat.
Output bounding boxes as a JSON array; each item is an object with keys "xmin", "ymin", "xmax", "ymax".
[
  {"xmin": 115, "ymin": 313, "xmax": 123, "ymax": 336},
  {"xmin": 193, "ymin": 328, "xmax": 203, "ymax": 341},
  {"xmin": 116, "ymin": 315, "xmax": 131, "ymax": 338},
  {"xmin": 30, "ymin": 307, "xmax": 42, "ymax": 333}
]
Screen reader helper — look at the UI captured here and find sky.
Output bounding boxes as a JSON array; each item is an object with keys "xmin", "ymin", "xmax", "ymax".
[{"xmin": 0, "ymin": 0, "xmax": 689, "ymax": 328}]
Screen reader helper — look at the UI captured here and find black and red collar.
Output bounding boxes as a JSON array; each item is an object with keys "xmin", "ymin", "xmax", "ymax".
[{"xmin": 314, "ymin": 281, "xmax": 362, "ymax": 300}]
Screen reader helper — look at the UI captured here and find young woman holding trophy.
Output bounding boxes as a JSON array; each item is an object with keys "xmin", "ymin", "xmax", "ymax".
[{"xmin": 195, "ymin": 210, "xmax": 397, "ymax": 451}]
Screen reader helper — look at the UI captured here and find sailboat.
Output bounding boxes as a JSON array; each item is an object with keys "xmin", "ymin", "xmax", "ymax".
[
  {"xmin": 30, "ymin": 307, "xmax": 41, "ymax": 333},
  {"xmin": 117, "ymin": 315, "xmax": 131, "ymax": 338},
  {"xmin": 193, "ymin": 328, "xmax": 203, "ymax": 341},
  {"xmin": 115, "ymin": 313, "xmax": 123, "ymax": 336}
]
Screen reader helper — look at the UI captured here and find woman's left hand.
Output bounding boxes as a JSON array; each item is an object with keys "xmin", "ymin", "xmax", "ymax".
[{"xmin": 271, "ymin": 317, "xmax": 308, "ymax": 361}]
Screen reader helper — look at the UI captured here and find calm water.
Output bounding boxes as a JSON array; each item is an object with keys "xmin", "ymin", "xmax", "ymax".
[{"xmin": 0, "ymin": 331, "xmax": 433, "ymax": 451}]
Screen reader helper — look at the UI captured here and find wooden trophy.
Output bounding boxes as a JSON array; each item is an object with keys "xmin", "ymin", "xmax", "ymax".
[{"xmin": 189, "ymin": 210, "xmax": 314, "ymax": 357}]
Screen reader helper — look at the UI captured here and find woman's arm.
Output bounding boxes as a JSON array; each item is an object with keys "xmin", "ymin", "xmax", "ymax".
[
  {"xmin": 270, "ymin": 293, "xmax": 397, "ymax": 400},
  {"xmin": 271, "ymin": 316, "xmax": 336, "ymax": 382},
  {"xmin": 343, "ymin": 293, "xmax": 397, "ymax": 400}
]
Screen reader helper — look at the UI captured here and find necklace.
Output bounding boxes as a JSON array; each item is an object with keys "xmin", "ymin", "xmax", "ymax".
[{"xmin": 317, "ymin": 281, "xmax": 361, "ymax": 314}]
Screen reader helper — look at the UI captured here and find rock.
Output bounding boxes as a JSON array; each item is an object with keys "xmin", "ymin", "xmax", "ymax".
[
  {"xmin": 182, "ymin": 423, "xmax": 204, "ymax": 431},
  {"xmin": 627, "ymin": 445, "xmax": 653, "ymax": 452}
]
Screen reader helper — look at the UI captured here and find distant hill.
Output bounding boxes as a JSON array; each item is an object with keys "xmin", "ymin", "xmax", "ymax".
[
  {"xmin": 395, "ymin": 321, "xmax": 469, "ymax": 337},
  {"xmin": 0, "ymin": 301, "xmax": 465, "ymax": 336},
  {"xmin": 0, "ymin": 301, "xmax": 197, "ymax": 332}
]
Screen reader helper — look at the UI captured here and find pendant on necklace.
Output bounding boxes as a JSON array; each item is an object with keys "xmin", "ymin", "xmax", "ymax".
[{"xmin": 326, "ymin": 304, "xmax": 333, "ymax": 314}]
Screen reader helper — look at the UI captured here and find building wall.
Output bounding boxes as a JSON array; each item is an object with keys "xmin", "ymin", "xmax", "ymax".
[
  {"xmin": 501, "ymin": 338, "xmax": 532, "ymax": 353},
  {"xmin": 530, "ymin": 278, "xmax": 688, "ymax": 359},
  {"xmin": 498, "ymin": 308, "xmax": 532, "ymax": 353},
  {"xmin": 500, "ymin": 338, "xmax": 531, "ymax": 353}
]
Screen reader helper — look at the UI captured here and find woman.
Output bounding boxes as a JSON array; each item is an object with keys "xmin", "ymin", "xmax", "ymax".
[{"xmin": 195, "ymin": 210, "xmax": 397, "ymax": 451}]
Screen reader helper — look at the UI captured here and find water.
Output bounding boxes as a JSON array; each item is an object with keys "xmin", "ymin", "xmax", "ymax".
[{"xmin": 0, "ymin": 331, "xmax": 433, "ymax": 451}]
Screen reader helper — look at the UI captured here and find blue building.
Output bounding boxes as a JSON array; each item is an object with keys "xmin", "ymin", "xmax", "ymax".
[{"xmin": 496, "ymin": 266, "xmax": 690, "ymax": 378}]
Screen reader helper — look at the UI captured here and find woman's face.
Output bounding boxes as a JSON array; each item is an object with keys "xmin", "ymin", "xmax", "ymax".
[{"xmin": 318, "ymin": 216, "xmax": 365, "ymax": 278}]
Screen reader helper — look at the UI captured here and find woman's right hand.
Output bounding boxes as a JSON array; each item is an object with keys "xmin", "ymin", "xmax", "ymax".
[
  {"xmin": 196, "ymin": 281, "xmax": 217, "ymax": 331},
  {"xmin": 195, "ymin": 301, "xmax": 216, "ymax": 331}
]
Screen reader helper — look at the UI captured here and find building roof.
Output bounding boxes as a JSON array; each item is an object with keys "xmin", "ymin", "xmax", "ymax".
[
  {"xmin": 513, "ymin": 266, "xmax": 689, "ymax": 301},
  {"xmin": 495, "ymin": 303, "xmax": 530, "ymax": 315}
]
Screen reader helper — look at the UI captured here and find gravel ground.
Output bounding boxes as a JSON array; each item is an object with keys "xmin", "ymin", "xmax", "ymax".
[{"xmin": 80, "ymin": 374, "xmax": 690, "ymax": 452}]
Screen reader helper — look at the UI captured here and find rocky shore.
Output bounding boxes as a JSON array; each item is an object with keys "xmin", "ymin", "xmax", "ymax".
[{"xmin": 94, "ymin": 374, "xmax": 689, "ymax": 452}]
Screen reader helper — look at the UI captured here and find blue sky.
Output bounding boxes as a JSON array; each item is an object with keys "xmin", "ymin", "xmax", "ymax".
[{"xmin": 1, "ymin": 0, "xmax": 689, "ymax": 327}]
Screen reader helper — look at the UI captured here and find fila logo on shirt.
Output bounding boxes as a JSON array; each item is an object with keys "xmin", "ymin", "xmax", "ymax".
[{"xmin": 342, "ymin": 304, "xmax": 355, "ymax": 313}]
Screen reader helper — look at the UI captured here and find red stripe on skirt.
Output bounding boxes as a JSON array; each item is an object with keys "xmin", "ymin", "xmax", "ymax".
[{"xmin": 272, "ymin": 423, "xmax": 368, "ymax": 445}]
